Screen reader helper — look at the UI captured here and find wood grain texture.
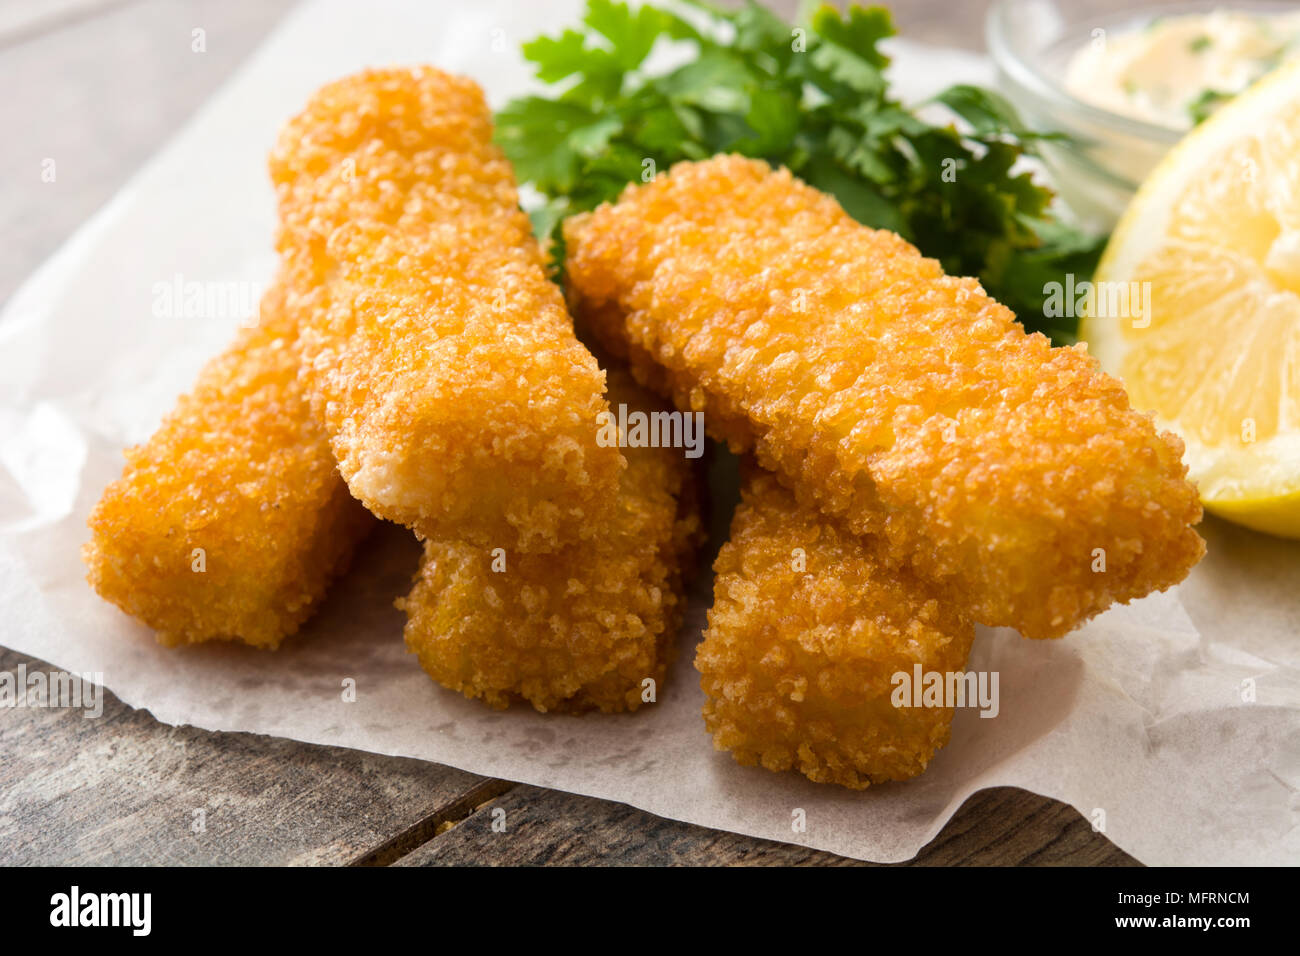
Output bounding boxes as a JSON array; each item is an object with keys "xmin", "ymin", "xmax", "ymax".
[
  {"xmin": 0, "ymin": 0, "xmax": 298, "ymax": 306},
  {"xmin": 0, "ymin": 649, "xmax": 489, "ymax": 865},
  {"xmin": 0, "ymin": 0, "xmax": 1141, "ymax": 866},
  {"xmin": 395, "ymin": 784, "xmax": 1138, "ymax": 866},
  {"xmin": 0, "ymin": 0, "xmax": 133, "ymax": 49}
]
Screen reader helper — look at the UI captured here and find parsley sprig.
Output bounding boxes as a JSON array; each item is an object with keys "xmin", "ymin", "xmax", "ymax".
[{"xmin": 496, "ymin": 0, "xmax": 1105, "ymax": 341}]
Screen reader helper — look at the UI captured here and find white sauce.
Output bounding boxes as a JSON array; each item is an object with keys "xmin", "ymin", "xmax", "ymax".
[{"xmin": 1065, "ymin": 9, "xmax": 1300, "ymax": 129}]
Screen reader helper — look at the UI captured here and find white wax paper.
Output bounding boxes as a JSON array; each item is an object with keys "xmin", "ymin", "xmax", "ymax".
[{"xmin": 2, "ymin": 0, "xmax": 1297, "ymax": 866}]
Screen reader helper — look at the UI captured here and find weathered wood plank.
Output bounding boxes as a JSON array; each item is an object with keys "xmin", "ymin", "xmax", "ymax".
[
  {"xmin": 0, "ymin": 0, "xmax": 298, "ymax": 305},
  {"xmin": 0, "ymin": 648, "xmax": 492, "ymax": 865},
  {"xmin": 0, "ymin": 0, "xmax": 133, "ymax": 48},
  {"xmin": 395, "ymin": 784, "xmax": 1139, "ymax": 866}
]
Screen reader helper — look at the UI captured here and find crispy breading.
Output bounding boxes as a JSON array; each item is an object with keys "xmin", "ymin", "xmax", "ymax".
[
  {"xmin": 270, "ymin": 67, "xmax": 622, "ymax": 551},
  {"xmin": 399, "ymin": 368, "xmax": 704, "ymax": 713},
  {"xmin": 565, "ymin": 154, "xmax": 1205, "ymax": 638},
  {"xmin": 83, "ymin": 280, "xmax": 374, "ymax": 648},
  {"xmin": 698, "ymin": 467, "xmax": 975, "ymax": 789}
]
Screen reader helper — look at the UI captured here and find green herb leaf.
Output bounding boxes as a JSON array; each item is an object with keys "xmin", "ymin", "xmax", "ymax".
[
  {"xmin": 496, "ymin": 0, "xmax": 1107, "ymax": 341},
  {"xmin": 583, "ymin": 0, "xmax": 666, "ymax": 70},
  {"xmin": 808, "ymin": 5, "xmax": 892, "ymax": 96},
  {"xmin": 1188, "ymin": 88, "xmax": 1232, "ymax": 125},
  {"xmin": 932, "ymin": 84, "xmax": 1058, "ymax": 144},
  {"xmin": 522, "ymin": 29, "xmax": 601, "ymax": 84}
]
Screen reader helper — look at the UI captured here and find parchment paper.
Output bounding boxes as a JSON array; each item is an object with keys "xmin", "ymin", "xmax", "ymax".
[{"xmin": 2, "ymin": 0, "xmax": 1297, "ymax": 866}]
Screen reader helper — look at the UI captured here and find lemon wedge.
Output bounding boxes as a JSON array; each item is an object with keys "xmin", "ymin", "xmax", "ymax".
[{"xmin": 1082, "ymin": 60, "xmax": 1300, "ymax": 538}]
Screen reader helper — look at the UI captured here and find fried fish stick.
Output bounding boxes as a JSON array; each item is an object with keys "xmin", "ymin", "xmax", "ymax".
[
  {"xmin": 698, "ymin": 468, "xmax": 975, "ymax": 789},
  {"xmin": 84, "ymin": 280, "xmax": 374, "ymax": 648},
  {"xmin": 565, "ymin": 155, "xmax": 1204, "ymax": 638},
  {"xmin": 399, "ymin": 368, "xmax": 704, "ymax": 713},
  {"xmin": 271, "ymin": 68, "xmax": 622, "ymax": 551}
]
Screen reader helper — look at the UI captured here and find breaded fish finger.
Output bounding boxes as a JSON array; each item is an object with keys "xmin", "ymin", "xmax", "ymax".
[
  {"xmin": 697, "ymin": 467, "xmax": 975, "ymax": 789},
  {"xmin": 84, "ymin": 280, "xmax": 374, "ymax": 648},
  {"xmin": 565, "ymin": 155, "xmax": 1204, "ymax": 638},
  {"xmin": 399, "ymin": 368, "xmax": 704, "ymax": 713},
  {"xmin": 271, "ymin": 67, "xmax": 622, "ymax": 551}
]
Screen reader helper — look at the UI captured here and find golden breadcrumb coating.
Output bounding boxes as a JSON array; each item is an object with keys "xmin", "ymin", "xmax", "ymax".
[
  {"xmin": 84, "ymin": 280, "xmax": 374, "ymax": 648},
  {"xmin": 270, "ymin": 67, "xmax": 622, "ymax": 551},
  {"xmin": 399, "ymin": 368, "xmax": 704, "ymax": 713},
  {"xmin": 698, "ymin": 467, "xmax": 975, "ymax": 789},
  {"xmin": 565, "ymin": 155, "xmax": 1205, "ymax": 638}
]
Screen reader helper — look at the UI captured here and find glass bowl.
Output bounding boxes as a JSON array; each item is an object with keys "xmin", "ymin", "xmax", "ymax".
[{"xmin": 987, "ymin": 0, "xmax": 1299, "ymax": 231}]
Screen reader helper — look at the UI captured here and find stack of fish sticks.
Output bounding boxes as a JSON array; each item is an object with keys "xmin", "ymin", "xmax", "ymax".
[
  {"xmin": 564, "ymin": 154, "xmax": 1204, "ymax": 786},
  {"xmin": 85, "ymin": 71, "xmax": 1206, "ymax": 787},
  {"xmin": 85, "ymin": 68, "xmax": 704, "ymax": 713}
]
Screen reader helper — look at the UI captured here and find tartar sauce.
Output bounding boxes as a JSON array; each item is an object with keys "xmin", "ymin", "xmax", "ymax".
[{"xmin": 1065, "ymin": 9, "xmax": 1300, "ymax": 129}]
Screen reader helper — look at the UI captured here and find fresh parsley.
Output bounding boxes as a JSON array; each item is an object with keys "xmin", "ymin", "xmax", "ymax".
[{"xmin": 496, "ymin": 0, "xmax": 1105, "ymax": 341}]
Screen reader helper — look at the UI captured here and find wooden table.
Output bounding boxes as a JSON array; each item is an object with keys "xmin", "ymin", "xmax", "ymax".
[{"xmin": 0, "ymin": 0, "xmax": 1137, "ymax": 866}]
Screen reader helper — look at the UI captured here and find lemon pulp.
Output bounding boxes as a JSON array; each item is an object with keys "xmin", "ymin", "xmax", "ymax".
[{"xmin": 1083, "ymin": 63, "xmax": 1300, "ymax": 538}]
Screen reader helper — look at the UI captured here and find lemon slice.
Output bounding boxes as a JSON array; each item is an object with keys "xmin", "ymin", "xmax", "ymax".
[{"xmin": 1082, "ymin": 60, "xmax": 1300, "ymax": 539}]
